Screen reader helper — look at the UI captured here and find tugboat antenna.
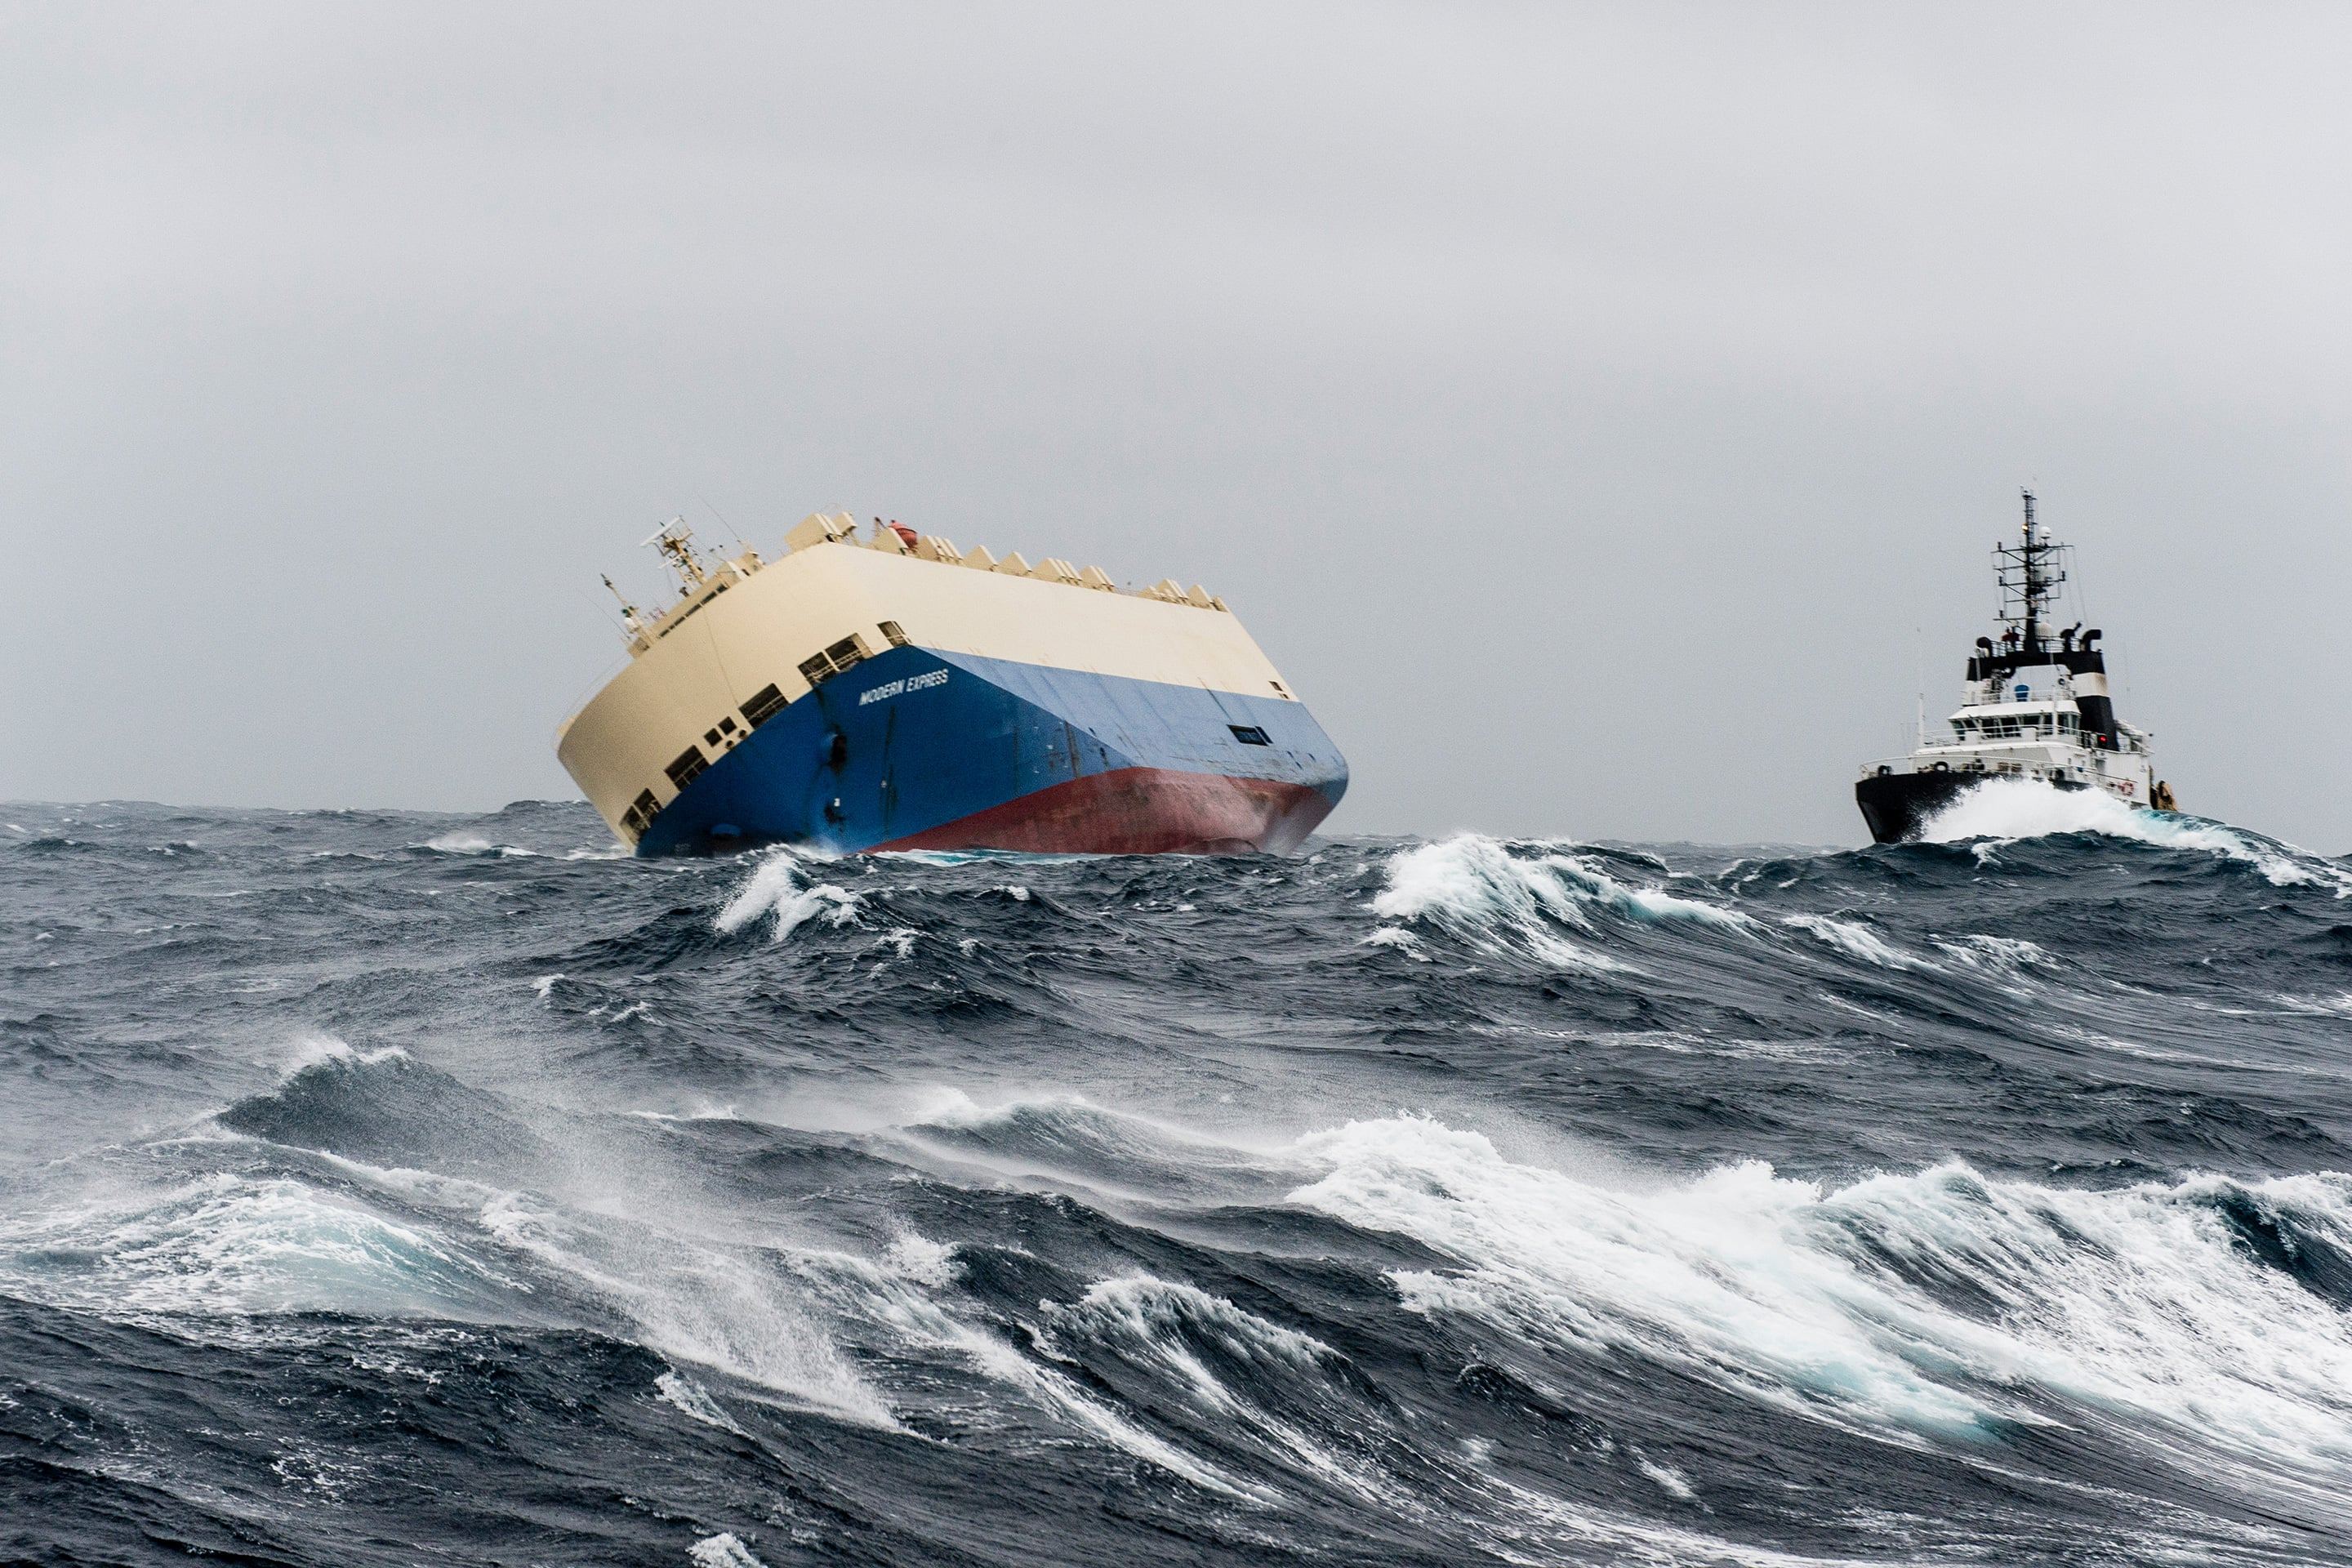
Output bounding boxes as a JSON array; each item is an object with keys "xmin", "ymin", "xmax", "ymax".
[
  {"xmin": 2021, "ymin": 489, "xmax": 2042, "ymax": 654},
  {"xmin": 1995, "ymin": 488, "xmax": 2065, "ymax": 657}
]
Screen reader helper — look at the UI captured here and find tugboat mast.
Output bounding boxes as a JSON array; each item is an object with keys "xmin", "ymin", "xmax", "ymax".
[{"xmin": 1995, "ymin": 488, "xmax": 2065, "ymax": 657}]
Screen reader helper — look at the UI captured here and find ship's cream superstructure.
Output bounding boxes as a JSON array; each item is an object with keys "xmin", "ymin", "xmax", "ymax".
[{"xmin": 557, "ymin": 514, "xmax": 1339, "ymax": 855}]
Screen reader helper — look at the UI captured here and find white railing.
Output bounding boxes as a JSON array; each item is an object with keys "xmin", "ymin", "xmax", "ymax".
[{"xmin": 1858, "ymin": 746, "xmax": 2140, "ymax": 782}]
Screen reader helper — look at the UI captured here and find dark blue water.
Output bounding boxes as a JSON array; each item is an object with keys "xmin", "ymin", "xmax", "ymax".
[{"xmin": 7, "ymin": 786, "xmax": 2352, "ymax": 1566}]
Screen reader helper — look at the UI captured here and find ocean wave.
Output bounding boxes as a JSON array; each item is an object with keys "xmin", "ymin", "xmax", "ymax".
[
  {"xmin": 1287, "ymin": 1115, "xmax": 2352, "ymax": 1486},
  {"xmin": 1367, "ymin": 834, "xmax": 1748, "ymax": 969},
  {"xmin": 715, "ymin": 850, "xmax": 866, "ymax": 940},
  {"xmin": 15, "ymin": 799, "xmax": 2352, "ymax": 1564},
  {"xmin": 0, "ymin": 1172, "xmax": 526, "ymax": 1323},
  {"xmin": 1781, "ymin": 913, "xmax": 1937, "ymax": 971},
  {"xmin": 1919, "ymin": 778, "xmax": 2352, "ymax": 894}
]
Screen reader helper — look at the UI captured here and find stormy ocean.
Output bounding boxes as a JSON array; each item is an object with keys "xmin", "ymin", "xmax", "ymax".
[{"xmin": 7, "ymin": 786, "xmax": 2352, "ymax": 1567}]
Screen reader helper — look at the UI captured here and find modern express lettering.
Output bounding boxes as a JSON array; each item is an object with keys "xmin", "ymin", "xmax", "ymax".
[{"xmin": 858, "ymin": 668, "xmax": 951, "ymax": 706}]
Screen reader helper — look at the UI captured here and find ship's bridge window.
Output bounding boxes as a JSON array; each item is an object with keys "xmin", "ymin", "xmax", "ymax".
[
  {"xmin": 621, "ymin": 788, "xmax": 661, "ymax": 836},
  {"xmin": 742, "ymin": 684, "xmax": 787, "ymax": 728},
  {"xmin": 800, "ymin": 634, "xmax": 874, "ymax": 688}
]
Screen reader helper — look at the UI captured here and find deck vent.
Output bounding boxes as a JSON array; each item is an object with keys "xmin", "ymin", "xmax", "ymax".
[
  {"xmin": 741, "ymin": 684, "xmax": 788, "ymax": 728},
  {"xmin": 1228, "ymin": 724, "xmax": 1272, "ymax": 746},
  {"xmin": 665, "ymin": 746, "xmax": 709, "ymax": 790}
]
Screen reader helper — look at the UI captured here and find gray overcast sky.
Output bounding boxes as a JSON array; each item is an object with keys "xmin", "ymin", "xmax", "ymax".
[{"xmin": 5, "ymin": 2, "xmax": 2348, "ymax": 847}]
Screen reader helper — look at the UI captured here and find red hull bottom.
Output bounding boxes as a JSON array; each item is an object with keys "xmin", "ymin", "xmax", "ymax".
[{"xmin": 872, "ymin": 768, "xmax": 1338, "ymax": 856}]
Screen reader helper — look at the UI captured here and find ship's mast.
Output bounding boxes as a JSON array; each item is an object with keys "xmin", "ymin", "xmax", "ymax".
[
  {"xmin": 643, "ymin": 516, "xmax": 710, "ymax": 594},
  {"xmin": 1993, "ymin": 488, "xmax": 2065, "ymax": 656}
]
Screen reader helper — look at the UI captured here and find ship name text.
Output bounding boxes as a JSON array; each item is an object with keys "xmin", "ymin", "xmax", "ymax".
[{"xmin": 859, "ymin": 668, "xmax": 951, "ymax": 706}]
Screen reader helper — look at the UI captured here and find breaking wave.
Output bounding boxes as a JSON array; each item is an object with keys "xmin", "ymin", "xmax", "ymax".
[
  {"xmin": 9, "ymin": 797, "xmax": 2352, "ymax": 1565},
  {"xmin": 1920, "ymin": 777, "xmax": 2352, "ymax": 893},
  {"xmin": 1368, "ymin": 832, "xmax": 1749, "ymax": 969}
]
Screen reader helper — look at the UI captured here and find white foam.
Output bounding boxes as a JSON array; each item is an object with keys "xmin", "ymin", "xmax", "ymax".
[
  {"xmin": 1370, "ymin": 835, "xmax": 1747, "ymax": 970},
  {"xmin": 715, "ymin": 851, "xmax": 863, "ymax": 940},
  {"xmin": 1045, "ymin": 1273, "xmax": 1383, "ymax": 1502},
  {"xmin": 1933, "ymin": 933, "xmax": 2060, "ymax": 975},
  {"xmin": 0, "ymin": 1174, "xmax": 520, "ymax": 1321},
  {"xmin": 477, "ymin": 1191, "xmax": 897, "ymax": 1429},
  {"xmin": 275, "ymin": 1032, "xmax": 411, "ymax": 1075},
  {"xmin": 1359, "ymin": 926, "xmax": 1428, "ymax": 959},
  {"xmin": 1633, "ymin": 1452, "xmax": 1697, "ymax": 1500},
  {"xmin": 1920, "ymin": 778, "xmax": 2351, "ymax": 894},
  {"xmin": 1285, "ymin": 1115, "xmax": 2352, "ymax": 1488},
  {"xmin": 791, "ymin": 1245, "xmax": 1242, "ymax": 1493},
  {"xmin": 424, "ymin": 832, "xmax": 496, "ymax": 853},
  {"xmin": 882, "ymin": 1231, "xmax": 960, "ymax": 1287},
  {"xmin": 421, "ymin": 831, "xmax": 544, "ymax": 857},
  {"xmin": 688, "ymin": 1534, "xmax": 769, "ymax": 1568},
  {"xmin": 655, "ymin": 1370, "xmax": 749, "ymax": 1435},
  {"xmin": 1057, "ymin": 1274, "xmax": 1337, "ymax": 1399},
  {"xmin": 1781, "ymin": 915, "xmax": 1935, "ymax": 972}
]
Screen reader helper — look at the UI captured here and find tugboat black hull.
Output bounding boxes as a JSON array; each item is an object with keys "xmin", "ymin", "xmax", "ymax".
[{"xmin": 1855, "ymin": 769, "xmax": 2087, "ymax": 844}]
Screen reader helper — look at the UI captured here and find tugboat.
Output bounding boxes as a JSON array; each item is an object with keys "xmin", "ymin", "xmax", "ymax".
[{"xmin": 1856, "ymin": 492, "xmax": 2175, "ymax": 844}]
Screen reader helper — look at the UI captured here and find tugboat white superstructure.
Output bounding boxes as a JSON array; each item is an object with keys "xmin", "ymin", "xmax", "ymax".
[{"xmin": 1856, "ymin": 492, "xmax": 2176, "ymax": 844}]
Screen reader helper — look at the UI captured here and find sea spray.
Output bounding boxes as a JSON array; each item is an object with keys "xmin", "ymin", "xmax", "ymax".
[{"xmin": 11, "ymin": 797, "xmax": 2352, "ymax": 1565}]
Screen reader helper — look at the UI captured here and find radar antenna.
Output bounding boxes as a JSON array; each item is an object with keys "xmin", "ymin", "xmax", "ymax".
[{"xmin": 641, "ymin": 516, "xmax": 709, "ymax": 593}]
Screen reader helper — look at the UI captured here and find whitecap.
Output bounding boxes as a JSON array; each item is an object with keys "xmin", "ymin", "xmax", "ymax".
[
  {"xmin": 1920, "ymin": 778, "xmax": 2351, "ymax": 894},
  {"xmin": 476, "ymin": 1191, "xmax": 898, "ymax": 1429},
  {"xmin": 687, "ymin": 1533, "xmax": 770, "ymax": 1568},
  {"xmin": 0, "ymin": 1174, "xmax": 522, "ymax": 1322},
  {"xmin": 1375, "ymin": 835, "xmax": 1750, "ymax": 942},
  {"xmin": 1932, "ymin": 933, "xmax": 2060, "ymax": 974},
  {"xmin": 1782, "ymin": 914, "xmax": 1936, "ymax": 972},
  {"xmin": 882, "ymin": 1231, "xmax": 960, "ymax": 1287},
  {"xmin": 715, "ymin": 850, "xmax": 863, "ymax": 940},
  {"xmin": 656, "ymin": 1370, "xmax": 748, "ymax": 1436},
  {"xmin": 1285, "ymin": 1113, "xmax": 2352, "ymax": 1482}
]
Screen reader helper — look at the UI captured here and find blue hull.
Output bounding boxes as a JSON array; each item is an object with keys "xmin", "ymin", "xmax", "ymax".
[{"xmin": 635, "ymin": 646, "xmax": 1348, "ymax": 857}]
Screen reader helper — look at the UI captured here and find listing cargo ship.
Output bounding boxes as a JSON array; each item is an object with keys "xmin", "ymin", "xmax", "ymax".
[
  {"xmin": 556, "ymin": 513, "xmax": 1348, "ymax": 856},
  {"xmin": 1855, "ymin": 492, "xmax": 2175, "ymax": 844}
]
